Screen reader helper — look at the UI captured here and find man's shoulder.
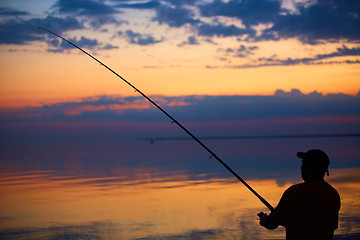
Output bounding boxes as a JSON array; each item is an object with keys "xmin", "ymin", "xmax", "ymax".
[
  {"xmin": 285, "ymin": 180, "xmax": 340, "ymax": 200},
  {"xmin": 288, "ymin": 180, "xmax": 335, "ymax": 189},
  {"xmin": 286, "ymin": 182, "xmax": 306, "ymax": 192},
  {"xmin": 280, "ymin": 183, "xmax": 304, "ymax": 199},
  {"xmin": 323, "ymin": 181, "xmax": 341, "ymax": 200}
]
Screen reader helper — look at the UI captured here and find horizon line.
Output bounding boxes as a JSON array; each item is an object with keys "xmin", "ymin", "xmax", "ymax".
[{"xmin": 141, "ymin": 133, "xmax": 360, "ymax": 142}]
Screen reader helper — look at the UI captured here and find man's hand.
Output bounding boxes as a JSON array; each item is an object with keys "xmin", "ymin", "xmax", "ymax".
[
  {"xmin": 257, "ymin": 212, "xmax": 268, "ymax": 226},
  {"xmin": 257, "ymin": 212, "xmax": 279, "ymax": 229}
]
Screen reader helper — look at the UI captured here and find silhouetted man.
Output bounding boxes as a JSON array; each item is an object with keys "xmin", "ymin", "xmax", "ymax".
[{"xmin": 258, "ymin": 149, "xmax": 341, "ymax": 240}]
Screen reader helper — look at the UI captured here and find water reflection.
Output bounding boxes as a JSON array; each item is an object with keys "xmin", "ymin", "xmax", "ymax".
[
  {"xmin": 1, "ymin": 131, "xmax": 359, "ymax": 239},
  {"xmin": 1, "ymin": 167, "xmax": 359, "ymax": 239}
]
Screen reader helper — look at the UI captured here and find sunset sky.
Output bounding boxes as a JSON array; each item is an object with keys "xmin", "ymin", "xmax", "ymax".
[
  {"xmin": 1, "ymin": 0, "xmax": 360, "ymax": 108},
  {"xmin": 0, "ymin": 0, "xmax": 359, "ymax": 139}
]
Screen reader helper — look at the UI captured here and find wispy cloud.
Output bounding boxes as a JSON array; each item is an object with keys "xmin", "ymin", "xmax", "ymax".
[
  {"xmin": 199, "ymin": 0, "xmax": 281, "ymax": 27},
  {"xmin": 219, "ymin": 45, "xmax": 258, "ymax": 58},
  {"xmin": 255, "ymin": 46, "xmax": 360, "ymax": 67},
  {"xmin": 47, "ymin": 36, "xmax": 99, "ymax": 52},
  {"xmin": 197, "ymin": 22, "xmax": 255, "ymax": 37},
  {"xmin": 52, "ymin": 0, "xmax": 122, "ymax": 28},
  {"xmin": 120, "ymin": 30, "xmax": 164, "ymax": 46},
  {"xmin": 152, "ymin": 5, "xmax": 199, "ymax": 27},
  {"xmin": 53, "ymin": 0, "xmax": 118, "ymax": 16},
  {"xmin": 115, "ymin": 1, "xmax": 161, "ymax": 9},
  {"xmin": 0, "ymin": 7, "xmax": 29, "ymax": 16},
  {"xmin": 178, "ymin": 36, "xmax": 200, "ymax": 47},
  {"xmin": 0, "ymin": 16, "xmax": 83, "ymax": 44},
  {"xmin": 209, "ymin": 45, "xmax": 360, "ymax": 68}
]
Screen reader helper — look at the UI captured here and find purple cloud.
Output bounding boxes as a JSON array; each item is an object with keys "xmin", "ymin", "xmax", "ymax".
[{"xmin": 1, "ymin": 90, "xmax": 359, "ymax": 123}]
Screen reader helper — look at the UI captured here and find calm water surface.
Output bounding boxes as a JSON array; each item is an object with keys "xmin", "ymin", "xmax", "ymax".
[{"xmin": 1, "ymin": 136, "xmax": 359, "ymax": 239}]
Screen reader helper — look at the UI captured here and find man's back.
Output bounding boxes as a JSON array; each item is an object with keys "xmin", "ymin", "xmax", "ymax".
[{"xmin": 273, "ymin": 180, "xmax": 341, "ymax": 240}]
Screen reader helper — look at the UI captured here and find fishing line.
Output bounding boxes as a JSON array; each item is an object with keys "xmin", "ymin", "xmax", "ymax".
[{"xmin": 38, "ymin": 27, "xmax": 274, "ymax": 212}]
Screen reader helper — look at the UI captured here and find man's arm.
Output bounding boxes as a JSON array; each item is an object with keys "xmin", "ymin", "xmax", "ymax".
[
  {"xmin": 258, "ymin": 212, "xmax": 280, "ymax": 230},
  {"xmin": 258, "ymin": 186, "xmax": 295, "ymax": 229}
]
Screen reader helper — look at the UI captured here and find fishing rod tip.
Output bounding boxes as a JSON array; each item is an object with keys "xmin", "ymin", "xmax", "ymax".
[
  {"xmin": 37, "ymin": 27, "xmax": 48, "ymax": 32},
  {"xmin": 37, "ymin": 27, "xmax": 41, "ymax": 40}
]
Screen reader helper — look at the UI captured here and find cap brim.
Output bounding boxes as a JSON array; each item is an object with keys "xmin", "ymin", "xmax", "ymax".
[{"xmin": 297, "ymin": 152, "xmax": 306, "ymax": 159}]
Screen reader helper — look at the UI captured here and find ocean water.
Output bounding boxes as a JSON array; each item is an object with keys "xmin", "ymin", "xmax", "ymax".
[{"xmin": 0, "ymin": 133, "xmax": 359, "ymax": 239}]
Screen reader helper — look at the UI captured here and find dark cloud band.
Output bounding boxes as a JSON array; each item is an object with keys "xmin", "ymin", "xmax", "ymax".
[{"xmin": 1, "ymin": 90, "xmax": 359, "ymax": 122}]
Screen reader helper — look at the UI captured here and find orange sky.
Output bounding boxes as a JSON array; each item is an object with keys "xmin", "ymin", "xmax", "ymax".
[
  {"xmin": 0, "ymin": 1, "xmax": 359, "ymax": 109},
  {"xmin": 1, "ymin": 42, "xmax": 359, "ymax": 109}
]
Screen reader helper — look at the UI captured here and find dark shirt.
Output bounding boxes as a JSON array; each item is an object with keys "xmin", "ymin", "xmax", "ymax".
[{"xmin": 267, "ymin": 179, "xmax": 340, "ymax": 240}]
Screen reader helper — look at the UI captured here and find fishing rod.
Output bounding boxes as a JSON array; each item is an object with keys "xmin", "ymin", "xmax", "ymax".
[{"xmin": 38, "ymin": 27, "xmax": 274, "ymax": 212}]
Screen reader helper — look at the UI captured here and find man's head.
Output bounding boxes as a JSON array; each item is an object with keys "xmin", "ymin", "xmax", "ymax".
[{"xmin": 297, "ymin": 149, "xmax": 330, "ymax": 181}]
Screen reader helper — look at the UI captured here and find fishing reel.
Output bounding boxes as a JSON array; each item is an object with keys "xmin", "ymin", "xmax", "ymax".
[{"xmin": 257, "ymin": 212, "xmax": 267, "ymax": 220}]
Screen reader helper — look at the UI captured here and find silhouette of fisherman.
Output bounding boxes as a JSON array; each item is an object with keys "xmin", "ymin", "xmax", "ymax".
[{"xmin": 258, "ymin": 149, "xmax": 341, "ymax": 240}]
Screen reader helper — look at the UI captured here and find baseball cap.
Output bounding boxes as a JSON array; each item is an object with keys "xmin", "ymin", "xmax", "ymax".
[{"xmin": 297, "ymin": 149, "xmax": 330, "ymax": 176}]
